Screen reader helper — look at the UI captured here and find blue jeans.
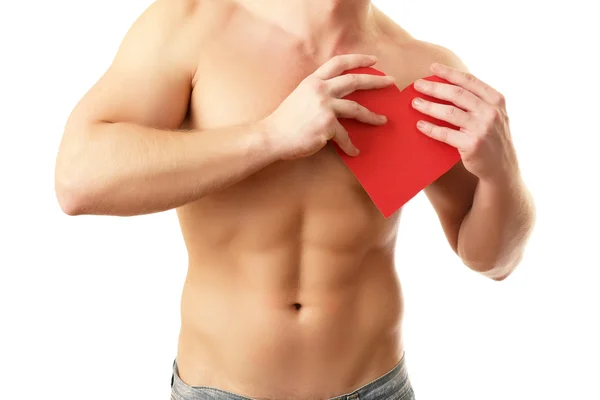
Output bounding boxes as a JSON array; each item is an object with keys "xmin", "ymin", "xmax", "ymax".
[{"xmin": 171, "ymin": 354, "xmax": 416, "ymax": 400}]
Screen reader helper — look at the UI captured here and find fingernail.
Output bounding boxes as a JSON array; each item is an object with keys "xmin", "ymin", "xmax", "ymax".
[
  {"xmin": 414, "ymin": 79, "xmax": 425, "ymax": 89},
  {"xmin": 379, "ymin": 115, "xmax": 388, "ymax": 123},
  {"xmin": 417, "ymin": 120, "xmax": 427, "ymax": 130},
  {"xmin": 354, "ymin": 148, "xmax": 360, "ymax": 156},
  {"xmin": 386, "ymin": 76, "xmax": 395, "ymax": 82},
  {"xmin": 413, "ymin": 98, "xmax": 424, "ymax": 107},
  {"xmin": 369, "ymin": 55, "xmax": 378, "ymax": 62}
]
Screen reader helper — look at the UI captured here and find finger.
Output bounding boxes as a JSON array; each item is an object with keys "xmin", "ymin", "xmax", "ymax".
[
  {"xmin": 328, "ymin": 73, "xmax": 395, "ymax": 98},
  {"xmin": 412, "ymin": 97, "xmax": 471, "ymax": 128},
  {"xmin": 314, "ymin": 54, "xmax": 378, "ymax": 80},
  {"xmin": 416, "ymin": 120, "xmax": 469, "ymax": 149},
  {"xmin": 413, "ymin": 79, "xmax": 481, "ymax": 112},
  {"xmin": 330, "ymin": 120, "xmax": 360, "ymax": 156},
  {"xmin": 430, "ymin": 63, "xmax": 505, "ymax": 106},
  {"xmin": 331, "ymin": 99, "xmax": 387, "ymax": 125}
]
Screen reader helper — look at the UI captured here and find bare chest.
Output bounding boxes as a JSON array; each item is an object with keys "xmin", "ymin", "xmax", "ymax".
[
  {"xmin": 179, "ymin": 27, "xmax": 408, "ymax": 247},
  {"xmin": 194, "ymin": 36, "xmax": 369, "ymax": 179}
]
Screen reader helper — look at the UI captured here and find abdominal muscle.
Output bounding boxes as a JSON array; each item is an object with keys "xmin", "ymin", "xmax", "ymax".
[{"xmin": 174, "ymin": 146, "xmax": 404, "ymax": 399}]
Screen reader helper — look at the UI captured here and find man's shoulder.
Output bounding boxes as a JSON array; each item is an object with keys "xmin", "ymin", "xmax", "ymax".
[
  {"xmin": 143, "ymin": 0, "xmax": 200, "ymax": 23},
  {"xmin": 407, "ymin": 40, "xmax": 466, "ymax": 70},
  {"xmin": 374, "ymin": 13, "xmax": 468, "ymax": 82},
  {"xmin": 125, "ymin": 0, "xmax": 234, "ymax": 62},
  {"xmin": 140, "ymin": 0, "xmax": 232, "ymax": 32}
]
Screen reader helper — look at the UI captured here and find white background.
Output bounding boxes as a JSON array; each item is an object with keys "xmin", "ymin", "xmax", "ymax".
[{"xmin": 1, "ymin": 0, "xmax": 598, "ymax": 399}]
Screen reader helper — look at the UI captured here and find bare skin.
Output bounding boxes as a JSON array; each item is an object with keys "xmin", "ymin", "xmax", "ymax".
[{"xmin": 55, "ymin": 0, "xmax": 535, "ymax": 399}]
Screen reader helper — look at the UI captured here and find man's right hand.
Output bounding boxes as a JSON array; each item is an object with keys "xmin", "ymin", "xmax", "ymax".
[{"xmin": 262, "ymin": 54, "xmax": 396, "ymax": 160}]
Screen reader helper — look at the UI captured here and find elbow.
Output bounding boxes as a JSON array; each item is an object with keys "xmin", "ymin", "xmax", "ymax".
[
  {"xmin": 458, "ymin": 247, "xmax": 522, "ymax": 282},
  {"xmin": 55, "ymin": 150, "xmax": 97, "ymax": 216},
  {"xmin": 55, "ymin": 173, "xmax": 92, "ymax": 216},
  {"xmin": 55, "ymin": 123, "xmax": 103, "ymax": 216},
  {"xmin": 473, "ymin": 253, "xmax": 524, "ymax": 282},
  {"xmin": 55, "ymin": 188, "xmax": 86, "ymax": 216},
  {"xmin": 458, "ymin": 236, "xmax": 530, "ymax": 283},
  {"xmin": 490, "ymin": 271, "xmax": 511, "ymax": 282},
  {"xmin": 468, "ymin": 263, "xmax": 513, "ymax": 282}
]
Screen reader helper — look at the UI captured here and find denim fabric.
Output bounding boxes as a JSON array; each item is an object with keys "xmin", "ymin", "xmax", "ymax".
[{"xmin": 171, "ymin": 355, "xmax": 415, "ymax": 400}]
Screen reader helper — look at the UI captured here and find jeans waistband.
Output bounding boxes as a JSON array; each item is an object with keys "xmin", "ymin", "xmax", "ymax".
[
  {"xmin": 171, "ymin": 353, "xmax": 412, "ymax": 400},
  {"xmin": 331, "ymin": 353, "xmax": 411, "ymax": 400}
]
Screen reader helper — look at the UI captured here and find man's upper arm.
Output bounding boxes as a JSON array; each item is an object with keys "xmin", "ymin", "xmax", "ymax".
[
  {"xmin": 66, "ymin": 0, "xmax": 199, "ymax": 131},
  {"xmin": 420, "ymin": 45, "xmax": 479, "ymax": 253}
]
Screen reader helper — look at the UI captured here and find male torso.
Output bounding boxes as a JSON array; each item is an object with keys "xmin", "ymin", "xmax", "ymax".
[{"xmin": 172, "ymin": 1, "xmax": 448, "ymax": 398}]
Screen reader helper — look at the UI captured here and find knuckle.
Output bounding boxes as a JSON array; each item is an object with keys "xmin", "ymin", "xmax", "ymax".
[
  {"xmin": 322, "ymin": 111, "xmax": 336, "ymax": 125},
  {"xmin": 348, "ymin": 74, "xmax": 359, "ymax": 89},
  {"xmin": 493, "ymin": 92, "xmax": 506, "ymax": 106},
  {"xmin": 445, "ymin": 106, "xmax": 456, "ymax": 117},
  {"xmin": 344, "ymin": 100, "xmax": 359, "ymax": 115},
  {"xmin": 316, "ymin": 111, "xmax": 334, "ymax": 128},
  {"xmin": 304, "ymin": 76, "xmax": 320, "ymax": 89},
  {"xmin": 324, "ymin": 55, "xmax": 338, "ymax": 69},
  {"xmin": 319, "ymin": 135, "xmax": 330, "ymax": 146},
  {"xmin": 311, "ymin": 78, "xmax": 326, "ymax": 93},
  {"xmin": 470, "ymin": 135, "xmax": 484, "ymax": 151},
  {"xmin": 436, "ymin": 127, "xmax": 448, "ymax": 142},
  {"xmin": 453, "ymin": 86, "xmax": 465, "ymax": 97},
  {"xmin": 489, "ymin": 107, "xmax": 501, "ymax": 121},
  {"xmin": 333, "ymin": 54, "xmax": 347, "ymax": 68},
  {"xmin": 314, "ymin": 135, "xmax": 328, "ymax": 149},
  {"xmin": 464, "ymin": 73, "xmax": 477, "ymax": 83},
  {"xmin": 316, "ymin": 92, "xmax": 329, "ymax": 106}
]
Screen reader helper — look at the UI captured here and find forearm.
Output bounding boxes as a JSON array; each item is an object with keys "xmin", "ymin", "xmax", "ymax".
[
  {"xmin": 55, "ymin": 121, "xmax": 277, "ymax": 216},
  {"xmin": 457, "ymin": 173, "xmax": 535, "ymax": 279}
]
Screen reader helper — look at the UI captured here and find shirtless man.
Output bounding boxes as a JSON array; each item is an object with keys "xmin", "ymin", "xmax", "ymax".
[{"xmin": 54, "ymin": 0, "xmax": 535, "ymax": 399}]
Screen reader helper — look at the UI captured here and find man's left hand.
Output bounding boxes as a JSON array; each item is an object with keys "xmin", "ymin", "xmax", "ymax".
[{"xmin": 412, "ymin": 62, "xmax": 519, "ymax": 184}]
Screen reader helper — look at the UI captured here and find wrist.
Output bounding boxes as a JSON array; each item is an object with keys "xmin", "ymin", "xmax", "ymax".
[
  {"xmin": 480, "ymin": 164, "xmax": 521, "ymax": 191},
  {"xmin": 256, "ymin": 117, "xmax": 284, "ymax": 162}
]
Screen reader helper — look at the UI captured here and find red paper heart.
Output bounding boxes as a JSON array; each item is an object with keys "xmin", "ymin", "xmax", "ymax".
[{"xmin": 334, "ymin": 67, "xmax": 461, "ymax": 218}]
